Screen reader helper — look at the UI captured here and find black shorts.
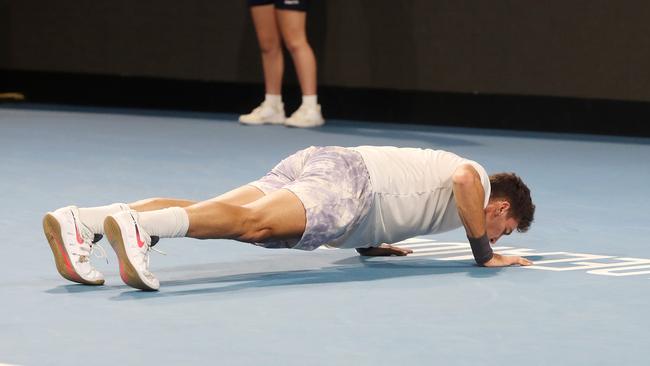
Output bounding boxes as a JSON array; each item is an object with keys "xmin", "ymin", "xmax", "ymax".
[{"xmin": 248, "ymin": 0, "xmax": 309, "ymax": 12}]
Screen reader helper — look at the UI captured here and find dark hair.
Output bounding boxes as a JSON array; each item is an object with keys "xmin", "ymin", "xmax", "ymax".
[{"xmin": 489, "ymin": 173, "xmax": 535, "ymax": 232}]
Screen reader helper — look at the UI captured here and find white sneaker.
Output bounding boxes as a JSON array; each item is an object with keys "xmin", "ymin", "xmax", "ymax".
[
  {"xmin": 104, "ymin": 210, "xmax": 160, "ymax": 291},
  {"xmin": 43, "ymin": 206, "xmax": 106, "ymax": 285},
  {"xmin": 239, "ymin": 101, "xmax": 286, "ymax": 125},
  {"xmin": 285, "ymin": 104, "xmax": 325, "ymax": 128}
]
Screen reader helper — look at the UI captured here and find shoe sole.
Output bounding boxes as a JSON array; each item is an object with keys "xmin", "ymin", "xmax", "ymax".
[
  {"xmin": 239, "ymin": 120, "xmax": 286, "ymax": 125},
  {"xmin": 104, "ymin": 216, "xmax": 158, "ymax": 291},
  {"xmin": 42, "ymin": 214, "xmax": 104, "ymax": 285},
  {"xmin": 284, "ymin": 120, "xmax": 324, "ymax": 128}
]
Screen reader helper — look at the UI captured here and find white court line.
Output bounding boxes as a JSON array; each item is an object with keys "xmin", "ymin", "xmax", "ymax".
[
  {"xmin": 434, "ymin": 254, "xmax": 475, "ymax": 260},
  {"xmin": 320, "ymin": 237, "xmax": 650, "ymax": 279},
  {"xmin": 530, "ymin": 254, "xmax": 612, "ymax": 265},
  {"xmin": 414, "ymin": 248, "xmax": 480, "ymax": 255},
  {"xmin": 408, "ymin": 249, "xmax": 472, "ymax": 257},
  {"xmin": 588, "ymin": 263, "xmax": 650, "ymax": 276},
  {"xmin": 340, "ymin": 237, "xmax": 650, "ymax": 279},
  {"xmin": 525, "ymin": 257, "xmax": 650, "ymax": 272},
  {"xmin": 521, "ymin": 253, "xmax": 613, "ymax": 271},
  {"xmin": 396, "ymin": 242, "xmax": 463, "ymax": 249},
  {"xmin": 396, "ymin": 243, "xmax": 469, "ymax": 248},
  {"xmin": 398, "ymin": 238, "xmax": 438, "ymax": 244},
  {"xmin": 411, "ymin": 245, "xmax": 472, "ymax": 252},
  {"xmin": 426, "ymin": 247, "xmax": 513, "ymax": 260}
]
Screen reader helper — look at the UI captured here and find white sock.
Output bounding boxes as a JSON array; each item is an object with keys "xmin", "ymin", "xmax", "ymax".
[
  {"xmin": 138, "ymin": 207, "xmax": 189, "ymax": 238},
  {"xmin": 302, "ymin": 95, "xmax": 318, "ymax": 107},
  {"xmin": 78, "ymin": 203, "xmax": 129, "ymax": 234},
  {"xmin": 264, "ymin": 94, "xmax": 282, "ymax": 106}
]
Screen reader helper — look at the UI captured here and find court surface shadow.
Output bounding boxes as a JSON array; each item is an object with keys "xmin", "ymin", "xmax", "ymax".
[{"xmin": 108, "ymin": 255, "xmax": 505, "ymax": 300}]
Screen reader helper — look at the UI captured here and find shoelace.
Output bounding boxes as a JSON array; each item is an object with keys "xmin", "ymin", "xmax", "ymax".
[
  {"xmin": 138, "ymin": 245, "xmax": 166, "ymax": 282},
  {"xmin": 141, "ymin": 243, "xmax": 167, "ymax": 270},
  {"xmin": 72, "ymin": 243, "xmax": 106, "ymax": 265},
  {"xmin": 135, "ymin": 246, "xmax": 157, "ymax": 282},
  {"xmin": 127, "ymin": 213, "xmax": 166, "ymax": 278},
  {"xmin": 73, "ymin": 244, "xmax": 92, "ymax": 263},
  {"xmin": 73, "ymin": 223, "xmax": 109, "ymax": 264},
  {"xmin": 90, "ymin": 243, "xmax": 108, "ymax": 263}
]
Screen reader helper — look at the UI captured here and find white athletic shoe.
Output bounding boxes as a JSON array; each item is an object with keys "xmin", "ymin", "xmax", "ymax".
[
  {"xmin": 104, "ymin": 210, "xmax": 160, "ymax": 291},
  {"xmin": 43, "ymin": 206, "xmax": 106, "ymax": 285},
  {"xmin": 239, "ymin": 101, "xmax": 286, "ymax": 125},
  {"xmin": 284, "ymin": 104, "xmax": 325, "ymax": 128}
]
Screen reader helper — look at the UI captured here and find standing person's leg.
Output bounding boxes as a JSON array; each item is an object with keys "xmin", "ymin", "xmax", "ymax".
[
  {"xmin": 276, "ymin": 5, "xmax": 324, "ymax": 128},
  {"xmin": 252, "ymin": 4, "xmax": 283, "ymax": 96},
  {"xmin": 240, "ymin": 3, "xmax": 287, "ymax": 125},
  {"xmin": 276, "ymin": 9, "xmax": 316, "ymax": 96}
]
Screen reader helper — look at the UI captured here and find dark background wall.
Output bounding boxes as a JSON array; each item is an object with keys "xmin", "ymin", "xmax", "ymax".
[{"xmin": 2, "ymin": 0, "xmax": 650, "ymax": 102}]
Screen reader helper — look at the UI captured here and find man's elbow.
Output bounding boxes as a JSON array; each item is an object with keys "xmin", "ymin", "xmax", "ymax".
[{"xmin": 452, "ymin": 167, "xmax": 478, "ymax": 187}]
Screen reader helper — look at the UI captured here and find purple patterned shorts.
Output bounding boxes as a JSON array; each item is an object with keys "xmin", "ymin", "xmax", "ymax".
[{"xmin": 248, "ymin": 146, "xmax": 373, "ymax": 250}]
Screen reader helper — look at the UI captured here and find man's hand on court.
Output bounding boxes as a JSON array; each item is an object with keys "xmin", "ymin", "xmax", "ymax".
[
  {"xmin": 483, "ymin": 253, "xmax": 533, "ymax": 267},
  {"xmin": 356, "ymin": 243, "xmax": 414, "ymax": 256}
]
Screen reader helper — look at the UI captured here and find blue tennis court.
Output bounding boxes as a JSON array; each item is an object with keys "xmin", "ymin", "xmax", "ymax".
[{"xmin": 1, "ymin": 104, "xmax": 648, "ymax": 366}]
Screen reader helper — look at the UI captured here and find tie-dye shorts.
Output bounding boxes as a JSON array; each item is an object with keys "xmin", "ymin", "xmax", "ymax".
[{"xmin": 247, "ymin": 146, "xmax": 373, "ymax": 250}]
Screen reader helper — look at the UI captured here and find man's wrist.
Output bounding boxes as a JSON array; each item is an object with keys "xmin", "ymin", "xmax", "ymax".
[{"xmin": 467, "ymin": 233, "xmax": 494, "ymax": 265}]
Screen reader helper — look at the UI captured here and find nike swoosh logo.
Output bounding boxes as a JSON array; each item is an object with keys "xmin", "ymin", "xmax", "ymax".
[
  {"xmin": 135, "ymin": 224, "xmax": 145, "ymax": 248},
  {"xmin": 73, "ymin": 220, "xmax": 84, "ymax": 245}
]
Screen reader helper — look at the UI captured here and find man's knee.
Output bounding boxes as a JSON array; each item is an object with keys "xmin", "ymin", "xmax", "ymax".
[
  {"xmin": 239, "ymin": 207, "xmax": 274, "ymax": 243},
  {"xmin": 237, "ymin": 190, "xmax": 306, "ymax": 242}
]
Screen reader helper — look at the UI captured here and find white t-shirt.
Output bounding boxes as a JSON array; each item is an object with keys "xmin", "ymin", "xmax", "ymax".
[{"xmin": 331, "ymin": 146, "xmax": 491, "ymax": 248}]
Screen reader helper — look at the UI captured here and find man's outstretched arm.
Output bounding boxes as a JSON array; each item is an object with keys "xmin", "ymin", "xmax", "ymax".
[
  {"xmin": 355, "ymin": 243, "xmax": 529, "ymax": 265},
  {"xmin": 452, "ymin": 164, "xmax": 531, "ymax": 267}
]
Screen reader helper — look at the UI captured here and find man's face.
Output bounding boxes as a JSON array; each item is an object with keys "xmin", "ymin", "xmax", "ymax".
[{"xmin": 485, "ymin": 200, "xmax": 519, "ymax": 245}]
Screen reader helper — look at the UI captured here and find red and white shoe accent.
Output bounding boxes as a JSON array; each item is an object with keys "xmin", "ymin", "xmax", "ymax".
[
  {"xmin": 104, "ymin": 210, "xmax": 160, "ymax": 291},
  {"xmin": 42, "ymin": 206, "xmax": 105, "ymax": 285}
]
